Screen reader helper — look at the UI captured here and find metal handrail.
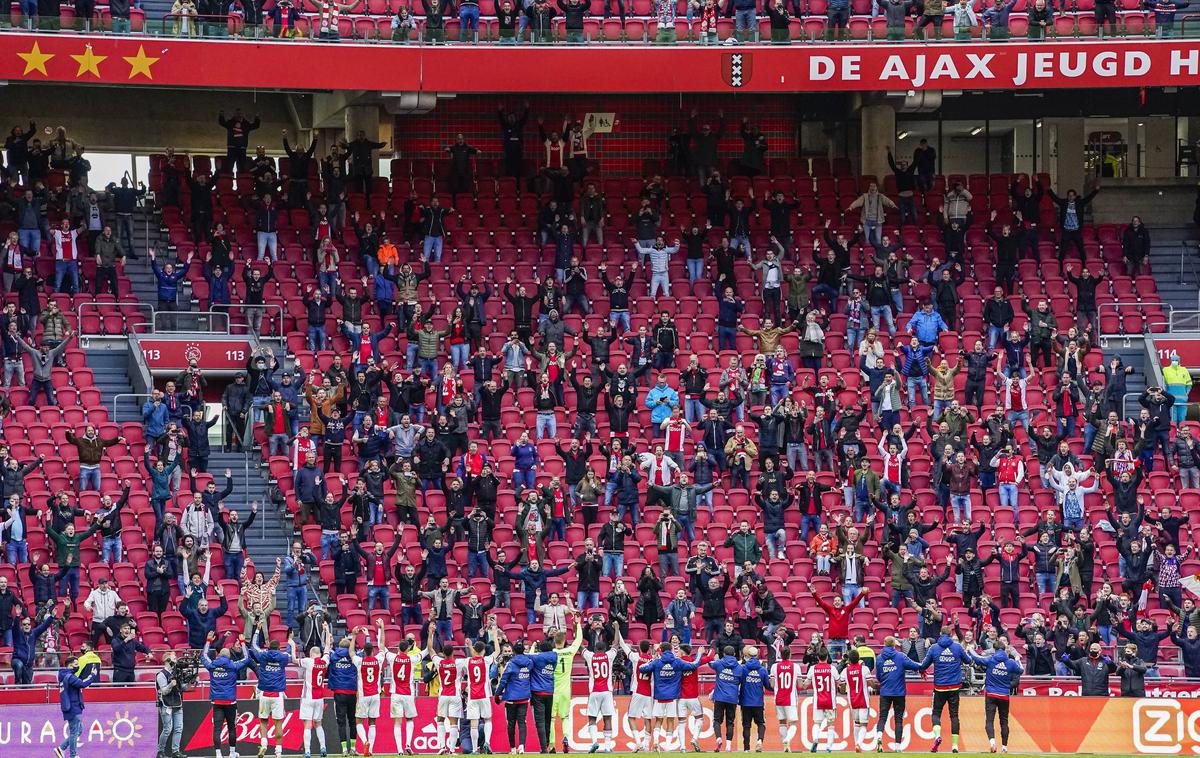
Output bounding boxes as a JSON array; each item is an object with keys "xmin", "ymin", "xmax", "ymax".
[
  {"xmin": 121, "ymin": 303, "xmax": 285, "ymax": 338},
  {"xmin": 1167, "ymin": 309, "xmax": 1200, "ymax": 333}
]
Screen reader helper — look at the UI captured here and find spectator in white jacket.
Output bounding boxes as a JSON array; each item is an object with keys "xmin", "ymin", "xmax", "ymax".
[
  {"xmin": 83, "ymin": 577, "xmax": 121, "ymax": 646},
  {"xmin": 180, "ymin": 494, "xmax": 215, "ymax": 548}
]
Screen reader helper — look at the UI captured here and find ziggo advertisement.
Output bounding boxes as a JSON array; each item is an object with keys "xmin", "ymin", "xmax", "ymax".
[{"xmin": 166, "ymin": 695, "xmax": 1200, "ymax": 754}]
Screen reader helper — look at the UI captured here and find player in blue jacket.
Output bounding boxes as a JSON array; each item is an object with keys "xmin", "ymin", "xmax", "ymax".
[
  {"xmin": 252, "ymin": 630, "xmax": 294, "ymax": 758},
  {"xmin": 709, "ymin": 648, "xmax": 744, "ymax": 752},
  {"xmin": 497, "ymin": 642, "xmax": 535, "ymax": 752},
  {"xmin": 57, "ymin": 655, "xmax": 98, "ymax": 758},
  {"xmin": 528, "ymin": 640, "xmax": 560, "ymax": 753},
  {"xmin": 920, "ymin": 632, "xmax": 975, "ymax": 753},
  {"xmin": 969, "ymin": 644, "xmax": 1025, "ymax": 753},
  {"xmin": 203, "ymin": 633, "xmax": 253, "ymax": 758},
  {"xmin": 640, "ymin": 643, "xmax": 701, "ymax": 751},
  {"xmin": 875, "ymin": 636, "xmax": 926, "ymax": 750},
  {"xmin": 738, "ymin": 646, "xmax": 772, "ymax": 752},
  {"xmin": 328, "ymin": 639, "xmax": 360, "ymax": 756}
]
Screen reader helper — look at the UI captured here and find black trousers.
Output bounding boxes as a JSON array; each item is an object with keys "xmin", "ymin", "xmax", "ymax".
[
  {"xmin": 505, "ymin": 701, "xmax": 529, "ymax": 747},
  {"xmin": 1030, "ymin": 339, "xmax": 1054, "ymax": 369},
  {"xmin": 964, "ymin": 379, "xmax": 985, "ymax": 411},
  {"xmin": 1058, "ymin": 229, "xmax": 1085, "ymax": 261},
  {"xmin": 999, "ymin": 581, "xmax": 1020, "ymax": 609},
  {"xmin": 93, "ymin": 265, "xmax": 119, "ymax": 297},
  {"xmin": 877, "ymin": 695, "xmax": 906, "ymax": 743},
  {"xmin": 531, "ymin": 692, "xmax": 553, "ymax": 752},
  {"xmin": 740, "ymin": 705, "xmax": 765, "ymax": 749},
  {"xmin": 931, "ymin": 689, "xmax": 961, "ymax": 734},
  {"xmin": 984, "ymin": 696, "xmax": 1010, "ymax": 744},
  {"xmin": 713, "ymin": 701, "xmax": 737, "ymax": 741},
  {"xmin": 334, "ymin": 692, "xmax": 357, "ymax": 745},
  {"xmin": 147, "ymin": 588, "xmax": 170, "ymax": 614},
  {"xmin": 213, "ymin": 703, "xmax": 238, "ymax": 750},
  {"xmin": 323, "ymin": 443, "xmax": 343, "ymax": 474}
]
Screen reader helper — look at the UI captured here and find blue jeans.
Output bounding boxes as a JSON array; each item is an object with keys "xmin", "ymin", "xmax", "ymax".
[
  {"xmin": 686, "ymin": 259, "xmax": 704, "ymax": 287},
  {"xmin": 18, "ymin": 228, "xmax": 40, "ymax": 254},
  {"xmin": 459, "ymin": 3, "xmax": 480, "ymax": 35},
  {"xmin": 906, "ymin": 376, "xmax": 930, "ymax": 406},
  {"xmin": 730, "ymin": 235, "xmax": 751, "ymax": 259},
  {"xmin": 224, "ymin": 552, "xmax": 244, "ymax": 583},
  {"xmin": 318, "ymin": 271, "xmax": 339, "ymax": 294},
  {"xmin": 617, "ymin": 499, "xmax": 639, "ymax": 526},
  {"xmin": 321, "ymin": 532, "xmax": 339, "ymax": 560},
  {"xmin": 29, "ymin": 378, "xmax": 55, "ymax": 407},
  {"xmin": 987, "ymin": 325, "xmax": 1005, "ymax": 349},
  {"xmin": 60, "ymin": 715, "xmax": 83, "ymax": 758},
  {"xmin": 158, "ymin": 706, "xmax": 183, "ymax": 755},
  {"xmin": 450, "ymin": 343, "xmax": 469, "ymax": 371},
  {"xmin": 287, "ymin": 585, "xmax": 307, "ymax": 628},
  {"xmin": 1057, "ymin": 415, "xmax": 1077, "ymax": 438},
  {"xmin": 718, "ymin": 325, "xmax": 737, "ymax": 351},
  {"xmin": 864, "ymin": 220, "xmax": 882, "ymax": 246},
  {"xmin": 436, "ymin": 619, "xmax": 454, "ymax": 646},
  {"xmin": 677, "ymin": 515, "xmax": 696, "ymax": 544},
  {"xmin": 846, "ymin": 325, "xmax": 864, "ymax": 352},
  {"xmin": 419, "ymin": 357, "xmax": 438, "ymax": 378},
  {"xmin": 401, "ymin": 604, "xmax": 424, "ymax": 629},
  {"xmin": 368, "ymin": 585, "xmax": 390, "ymax": 610},
  {"xmin": 800, "ymin": 514, "xmax": 821, "ymax": 542},
  {"xmin": 1064, "ymin": 514, "xmax": 1084, "ymax": 531},
  {"xmin": 468, "ymin": 551, "xmax": 490, "ymax": 577},
  {"xmin": 12, "ymin": 656, "xmax": 31, "ymax": 685},
  {"xmin": 422, "ymin": 236, "xmax": 444, "ymax": 262},
  {"xmin": 950, "ymin": 494, "xmax": 971, "ymax": 522},
  {"xmin": 610, "ymin": 310, "xmax": 630, "ymax": 333},
  {"xmin": 1035, "ymin": 572, "xmax": 1055, "ymax": 595},
  {"xmin": 54, "ymin": 261, "xmax": 80, "ymax": 293},
  {"xmin": 6, "ymin": 539, "xmax": 28, "ymax": 564},
  {"xmin": 890, "ymin": 588, "xmax": 914, "ymax": 608},
  {"xmin": 891, "ymin": 289, "xmax": 904, "ymax": 314},
  {"xmin": 870, "ymin": 305, "xmax": 896, "ymax": 335},
  {"xmin": 513, "ymin": 468, "xmax": 536, "ymax": 492},
  {"xmin": 734, "ymin": 7, "xmax": 756, "ymax": 35},
  {"xmin": 307, "ymin": 325, "xmax": 327, "ymax": 352},
  {"xmin": 102, "ymin": 535, "xmax": 122, "ymax": 564},
  {"xmin": 257, "ymin": 231, "xmax": 279, "ymax": 261},
  {"xmin": 536, "ymin": 411, "xmax": 557, "ymax": 439},
  {"xmin": 685, "ymin": 398, "xmax": 704, "ymax": 424},
  {"xmin": 932, "ymin": 398, "xmax": 951, "ymax": 420},
  {"xmin": 602, "ymin": 552, "xmax": 624, "ymax": 577},
  {"xmin": 841, "ymin": 582, "xmax": 861, "ymax": 605},
  {"xmin": 998, "ymin": 483, "xmax": 1018, "ymax": 516},
  {"xmin": 812, "ymin": 283, "xmax": 839, "ymax": 312},
  {"xmin": 576, "ymin": 591, "xmax": 600, "ymax": 610},
  {"xmin": 550, "ymin": 517, "xmax": 567, "ymax": 541},
  {"xmin": 650, "ymin": 272, "xmax": 671, "ymax": 298},
  {"xmin": 57, "ymin": 566, "xmax": 79, "ymax": 601},
  {"xmin": 765, "ymin": 528, "xmax": 786, "ymax": 557},
  {"xmin": 79, "ymin": 466, "xmax": 101, "ymax": 491}
]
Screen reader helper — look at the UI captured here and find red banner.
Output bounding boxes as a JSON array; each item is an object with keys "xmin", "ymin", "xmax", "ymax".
[
  {"xmin": 1153, "ymin": 337, "xmax": 1200, "ymax": 368},
  {"xmin": 2, "ymin": 33, "xmax": 1200, "ymax": 92},
  {"xmin": 140, "ymin": 338, "xmax": 253, "ymax": 373}
]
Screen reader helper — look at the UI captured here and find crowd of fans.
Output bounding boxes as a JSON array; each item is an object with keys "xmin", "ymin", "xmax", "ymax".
[
  {"xmin": 0, "ymin": 106, "xmax": 1196, "ymax": 720},
  {"xmin": 10, "ymin": 0, "xmax": 1199, "ymax": 42}
]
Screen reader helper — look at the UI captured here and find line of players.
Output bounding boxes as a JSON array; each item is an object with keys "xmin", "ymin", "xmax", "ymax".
[{"xmin": 197, "ymin": 619, "xmax": 1026, "ymax": 758}]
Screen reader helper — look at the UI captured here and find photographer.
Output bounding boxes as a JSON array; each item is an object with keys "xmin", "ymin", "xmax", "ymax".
[{"xmin": 156, "ymin": 651, "xmax": 185, "ymax": 758}]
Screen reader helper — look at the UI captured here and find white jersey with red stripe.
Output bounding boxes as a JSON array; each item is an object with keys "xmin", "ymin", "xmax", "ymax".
[
  {"xmin": 432, "ymin": 653, "xmax": 465, "ymax": 697},
  {"xmin": 384, "ymin": 650, "xmax": 420, "ymax": 696},
  {"xmin": 354, "ymin": 654, "xmax": 384, "ymax": 698},
  {"xmin": 627, "ymin": 648, "xmax": 655, "ymax": 697},
  {"xmin": 771, "ymin": 659, "xmax": 799, "ymax": 707},
  {"xmin": 299, "ymin": 655, "xmax": 330, "ymax": 700},
  {"xmin": 465, "ymin": 654, "xmax": 495, "ymax": 700},
  {"xmin": 840, "ymin": 662, "xmax": 871, "ymax": 710},
  {"xmin": 803, "ymin": 661, "xmax": 838, "ymax": 711},
  {"xmin": 581, "ymin": 649, "xmax": 616, "ymax": 694}
]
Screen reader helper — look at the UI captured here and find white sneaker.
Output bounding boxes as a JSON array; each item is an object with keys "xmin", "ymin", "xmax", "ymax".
[{"xmin": 777, "ymin": 551, "xmax": 785, "ymax": 560}]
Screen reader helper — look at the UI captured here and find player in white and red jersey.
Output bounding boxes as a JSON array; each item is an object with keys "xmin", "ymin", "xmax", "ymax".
[
  {"xmin": 804, "ymin": 650, "xmax": 839, "ymax": 753},
  {"xmin": 839, "ymin": 649, "xmax": 874, "ymax": 753},
  {"xmin": 770, "ymin": 646, "xmax": 800, "ymax": 753},
  {"xmin": 427, "ymin": 630, "xmax": 466, "ymax": 755},
  {"xmin": 678, "ymin": 644, "xmax": 716, "ymax": 752},
  {"xmin": 464, "ymin": 625, "xmax": 499, "ymax": 754},
  {"xmin": 616, "ymin": 628, "xmax": 656, "ymax": 753},
  {"xmin": 581, "ymin": 641, "xmax": 618, "ymax": 753},
  {"xmin": 380, "ymin": 624, "xmax": 421, "ymax": 756},
  {"xmin": 353, "ymin": 623, "xmax": 386, "ymax": 756},
  {"xmin": 290, "ymin": 628, "xmax": 332, "ymax": 758}
]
